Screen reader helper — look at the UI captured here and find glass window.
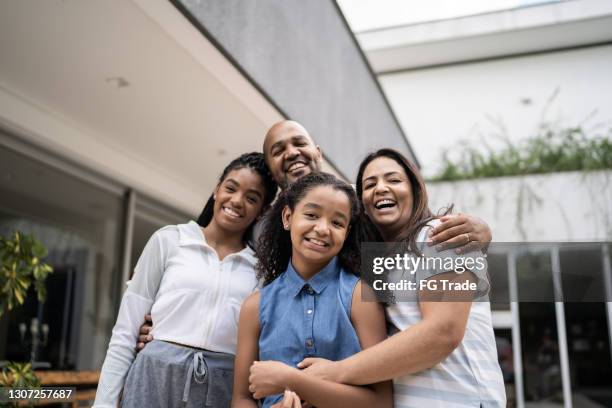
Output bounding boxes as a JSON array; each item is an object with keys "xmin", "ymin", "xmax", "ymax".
[
  {"xmin": 561, "ymin": 244, "xmax": 612, "ymax": 406},
  {"xmin": 494, "ymin": 328, "xmax": 516, "ymax": 407},
  {"xmin": 488, "ymin": 252, "xmax": 510, "ymax": 310},
  {"xmin": 519, "ymin": 302, "xmax": 564, "ymax": 405},
  {"xmin": 0, "ymin": 144, "xmax": 123, "ymax": 371},
  {"xmin": 560, "ymin": 245, "xmax": 606, "ymax": 302},
  {"xmin": 564, "ymin": 302, "xmax": 612, "ymax": 406},
  {"xmin": 517, "ymin": 248, "xmax": 556, "ymax": 302},
  {"xmin": 516, "ymin": 251, "xmax": 565, "ymax": 405}
]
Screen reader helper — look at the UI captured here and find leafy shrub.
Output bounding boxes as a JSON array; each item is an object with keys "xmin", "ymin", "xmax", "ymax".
[
  {"xmin": 431, "ymin": 125, "xmax": 612, "ymax": 181},
  {"xmin": 0, "ymin": 231, "xmax": 53, "ymax": 316}
]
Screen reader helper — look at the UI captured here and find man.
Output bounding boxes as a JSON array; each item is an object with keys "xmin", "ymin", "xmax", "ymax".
[
  {"xmin": 262, "ymin": 120, "xmax": 322, "ymax": 189},
  {"xmin": 135, "ymin": 119, "xmax": 492, "ymax": 347}
]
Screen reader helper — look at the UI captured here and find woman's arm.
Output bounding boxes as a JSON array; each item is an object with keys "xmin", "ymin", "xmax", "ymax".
[
  {"xmin": 301, "ymin": 272, "xmax": 475, "ymax": 385},
  {"xmin": 93, "ymin": 230, "xmax": 168, "ymax": 407},
  {"xmin": 232, "ymin": 292, "xmax": 261, "ymax": 408},
  {"xmin": 249, "ymin": 282, "xmax": 393, "ymax": 408}
]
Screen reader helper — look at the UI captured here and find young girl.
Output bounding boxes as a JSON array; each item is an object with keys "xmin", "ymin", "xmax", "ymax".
[
  {"xmin": 232, "ymin": 172, "xmax": 393, "ymax": 408},
  {"xmin": 93, "ymin": 152, "xmax": 277, "ymax": 408}
]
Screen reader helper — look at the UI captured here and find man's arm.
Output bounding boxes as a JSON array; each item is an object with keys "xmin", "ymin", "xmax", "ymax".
[{"xmin": 429, "ymin": 213, "xmax": 492, "ymax": 254}]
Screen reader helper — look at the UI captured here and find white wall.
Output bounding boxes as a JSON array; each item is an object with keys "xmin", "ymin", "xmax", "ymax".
[
  {"xmin": 426, "ymin": 170, "xmax": 612, "ymax": 242},
  {"xmin": 379, "ymin": 44, "xmax": 612, "ymax": 177}
]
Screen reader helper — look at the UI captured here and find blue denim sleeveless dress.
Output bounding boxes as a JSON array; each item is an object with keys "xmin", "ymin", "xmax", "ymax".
[{"xmin": 258, "ymin": 257, "xmax": 362, "ymax": 407}]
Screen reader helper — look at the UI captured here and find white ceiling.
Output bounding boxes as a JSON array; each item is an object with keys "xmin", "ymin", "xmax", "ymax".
[{"xmin": 0, "ymin": 0, "xmax": 283, "ymax": 215}]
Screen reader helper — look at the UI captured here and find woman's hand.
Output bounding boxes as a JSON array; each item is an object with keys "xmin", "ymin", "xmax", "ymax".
[
  {"xmin": 248, "ymin": 361, "xmax": 298, "ymax": 399},
  {"xmin": 297, "ymin": 357, "xmax": 341, "ymax": 382},
  {"xmin": 429, "ymin": 213, "xmax": 492, "ymax": 254}
]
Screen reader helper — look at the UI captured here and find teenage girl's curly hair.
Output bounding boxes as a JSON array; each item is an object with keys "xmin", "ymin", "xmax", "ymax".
[
  {"xmin": 196, "ymin": 152, "xmax": 278, "ymax": 249},
  {"xmin": 256, "ymin": 172, "xmax": 362, "ymax": 286}
]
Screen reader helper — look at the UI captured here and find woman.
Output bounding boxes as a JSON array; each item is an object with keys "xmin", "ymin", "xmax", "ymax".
[
  {"xmin": 251, "ymin": 149, "xmax": 505, "ymax": 407},
  {"xmin": 93, "ymin": 152, "xmax": 277, "ymax": 407}
]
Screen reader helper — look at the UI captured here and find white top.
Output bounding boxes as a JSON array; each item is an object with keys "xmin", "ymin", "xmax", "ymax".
[
  {"xmin": 387, "ymin": 221, "xmax": 506, "ymax": 408},
  {"xmin": 93, "ymin": 221, "xmax": 259, "ymax": 407}
]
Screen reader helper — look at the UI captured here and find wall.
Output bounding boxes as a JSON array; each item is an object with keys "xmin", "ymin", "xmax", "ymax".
[
  {"xmin": 177, "ymin": 0, "xmax": 417, "ymax": 179},
  {"xmin": 379, "ymin": 44, "xmax": 612, "ymax": 177},
  {"xmin": 427, "ymin": 170, "xmax": 612, "ymax": 242}
]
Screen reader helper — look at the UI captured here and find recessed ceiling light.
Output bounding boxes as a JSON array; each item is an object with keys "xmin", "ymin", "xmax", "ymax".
[{"xmin": 105, "ymin": 77, "xmax": 130, "ymax": 89}]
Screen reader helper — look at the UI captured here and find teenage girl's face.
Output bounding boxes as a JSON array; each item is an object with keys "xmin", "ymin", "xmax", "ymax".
[
  {"xmin": 212, "ymin": 168, "xmax": 266, "ymax": 234},
  {"xmin": 282, "ymin": 185, "xmax": 351, "ymax": 268},
  {"xmin": 361, "ymin": 156, "xmax": 414, "ymax": 240}
]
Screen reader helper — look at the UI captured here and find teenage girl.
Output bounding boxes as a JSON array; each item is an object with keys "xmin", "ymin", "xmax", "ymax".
[
  {"xmin": 232, "ymin": 172, "xmax": 393, "ymax": 408},
  {"xmin": 93, "ymin": 152, "xmax": 277, "ymax": 407}
]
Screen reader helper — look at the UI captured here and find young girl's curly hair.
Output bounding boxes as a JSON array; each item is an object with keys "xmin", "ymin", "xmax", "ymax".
[{"xmin": 256, "ymin": 172, "xmax": 362, "ymax": 286}]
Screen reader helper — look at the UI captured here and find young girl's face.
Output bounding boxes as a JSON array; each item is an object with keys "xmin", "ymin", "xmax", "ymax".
[
  {"xmin": 212, "ymin": 168, "xmax": 266, "ymax": 234},
  {"xmin": 282, "ymin": 185, "xmax": 351, "ymax": 267}
]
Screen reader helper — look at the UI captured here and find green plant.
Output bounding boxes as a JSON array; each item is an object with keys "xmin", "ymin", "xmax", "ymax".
[
  {"xmin": 0, "ymin": 231, "xmax": 52, "ymax": 403},
  {"xmin": 431, "ymin": 125, "xmax": 612, "ymax": 182},
  {"xmin": 0, "ymin": 231, "xmax": 53, "ymax": 316},
  {"xmin": 0, "ymin": 362, "xmax": 41, "ymax": 407},
  {"xmin": 0, "ymin": 362, "xmax": 41, "ymax": 388}
]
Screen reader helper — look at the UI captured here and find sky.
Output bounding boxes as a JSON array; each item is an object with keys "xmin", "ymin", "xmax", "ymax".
[{"xmin": 336, "ymin": 0, "xmax": 561, "ymax": 32}]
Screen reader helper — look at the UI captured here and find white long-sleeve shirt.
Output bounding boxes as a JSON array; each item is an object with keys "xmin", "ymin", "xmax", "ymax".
[{"xmin": 93, "ymin": 221, "xmax": 260, "ymax": 407}]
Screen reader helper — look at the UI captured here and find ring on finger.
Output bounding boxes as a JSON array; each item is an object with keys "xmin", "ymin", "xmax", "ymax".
[{"xmin": 464, "ymin": 233, "xmax": 470, "ymax": 244}]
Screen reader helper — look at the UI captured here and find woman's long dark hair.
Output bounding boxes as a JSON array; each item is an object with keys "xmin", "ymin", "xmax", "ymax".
[
  {"xmin": 256, "ymin": 172, "xmax": 362, "ymax": 286},
  {"xmin": 196, "ymin": 152, "xmax": 277, "ymax": 249},
  {"xmin": 356, "ymin": 148, "xmax": 449, "ymax": 253}
]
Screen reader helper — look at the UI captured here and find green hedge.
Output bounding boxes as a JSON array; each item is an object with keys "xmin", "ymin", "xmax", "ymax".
[{"xmin": 431, "ymin": 125, "xmax": 612, "ymax": 182}]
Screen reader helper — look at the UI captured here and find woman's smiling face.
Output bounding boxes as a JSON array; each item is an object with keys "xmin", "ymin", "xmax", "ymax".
[
  {"xmin": 283, "ymin": 185, "xmax": 351, "ymax": 270},
  {"xmin": 212, "ymin": 168, "xmax": 266, "ymax": 234},
  {"xmin": 361, "ymin": 156, "xmax": 414, "ymax": 240}
]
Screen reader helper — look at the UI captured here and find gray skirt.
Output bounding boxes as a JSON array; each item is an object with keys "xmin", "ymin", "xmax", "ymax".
[{"xmin": 121, "ymin": 340, "xmax": 234, "ymax": 408}]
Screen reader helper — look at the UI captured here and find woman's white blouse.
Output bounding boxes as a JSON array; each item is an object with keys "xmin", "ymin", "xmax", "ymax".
[{"xmin": 94, "ymin": 221, "xmax": 260, "ymax": 407}]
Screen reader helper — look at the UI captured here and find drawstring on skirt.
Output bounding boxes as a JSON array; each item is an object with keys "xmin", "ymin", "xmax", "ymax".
[{"xmin": 182, "ymin": 351, "xmax": 209, "ymax": 404}]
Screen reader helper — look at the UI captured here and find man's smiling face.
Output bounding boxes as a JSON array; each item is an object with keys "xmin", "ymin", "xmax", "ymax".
[{"xmin": 263, "ymin": 121, "xmax": 322, "ymax": 189}]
